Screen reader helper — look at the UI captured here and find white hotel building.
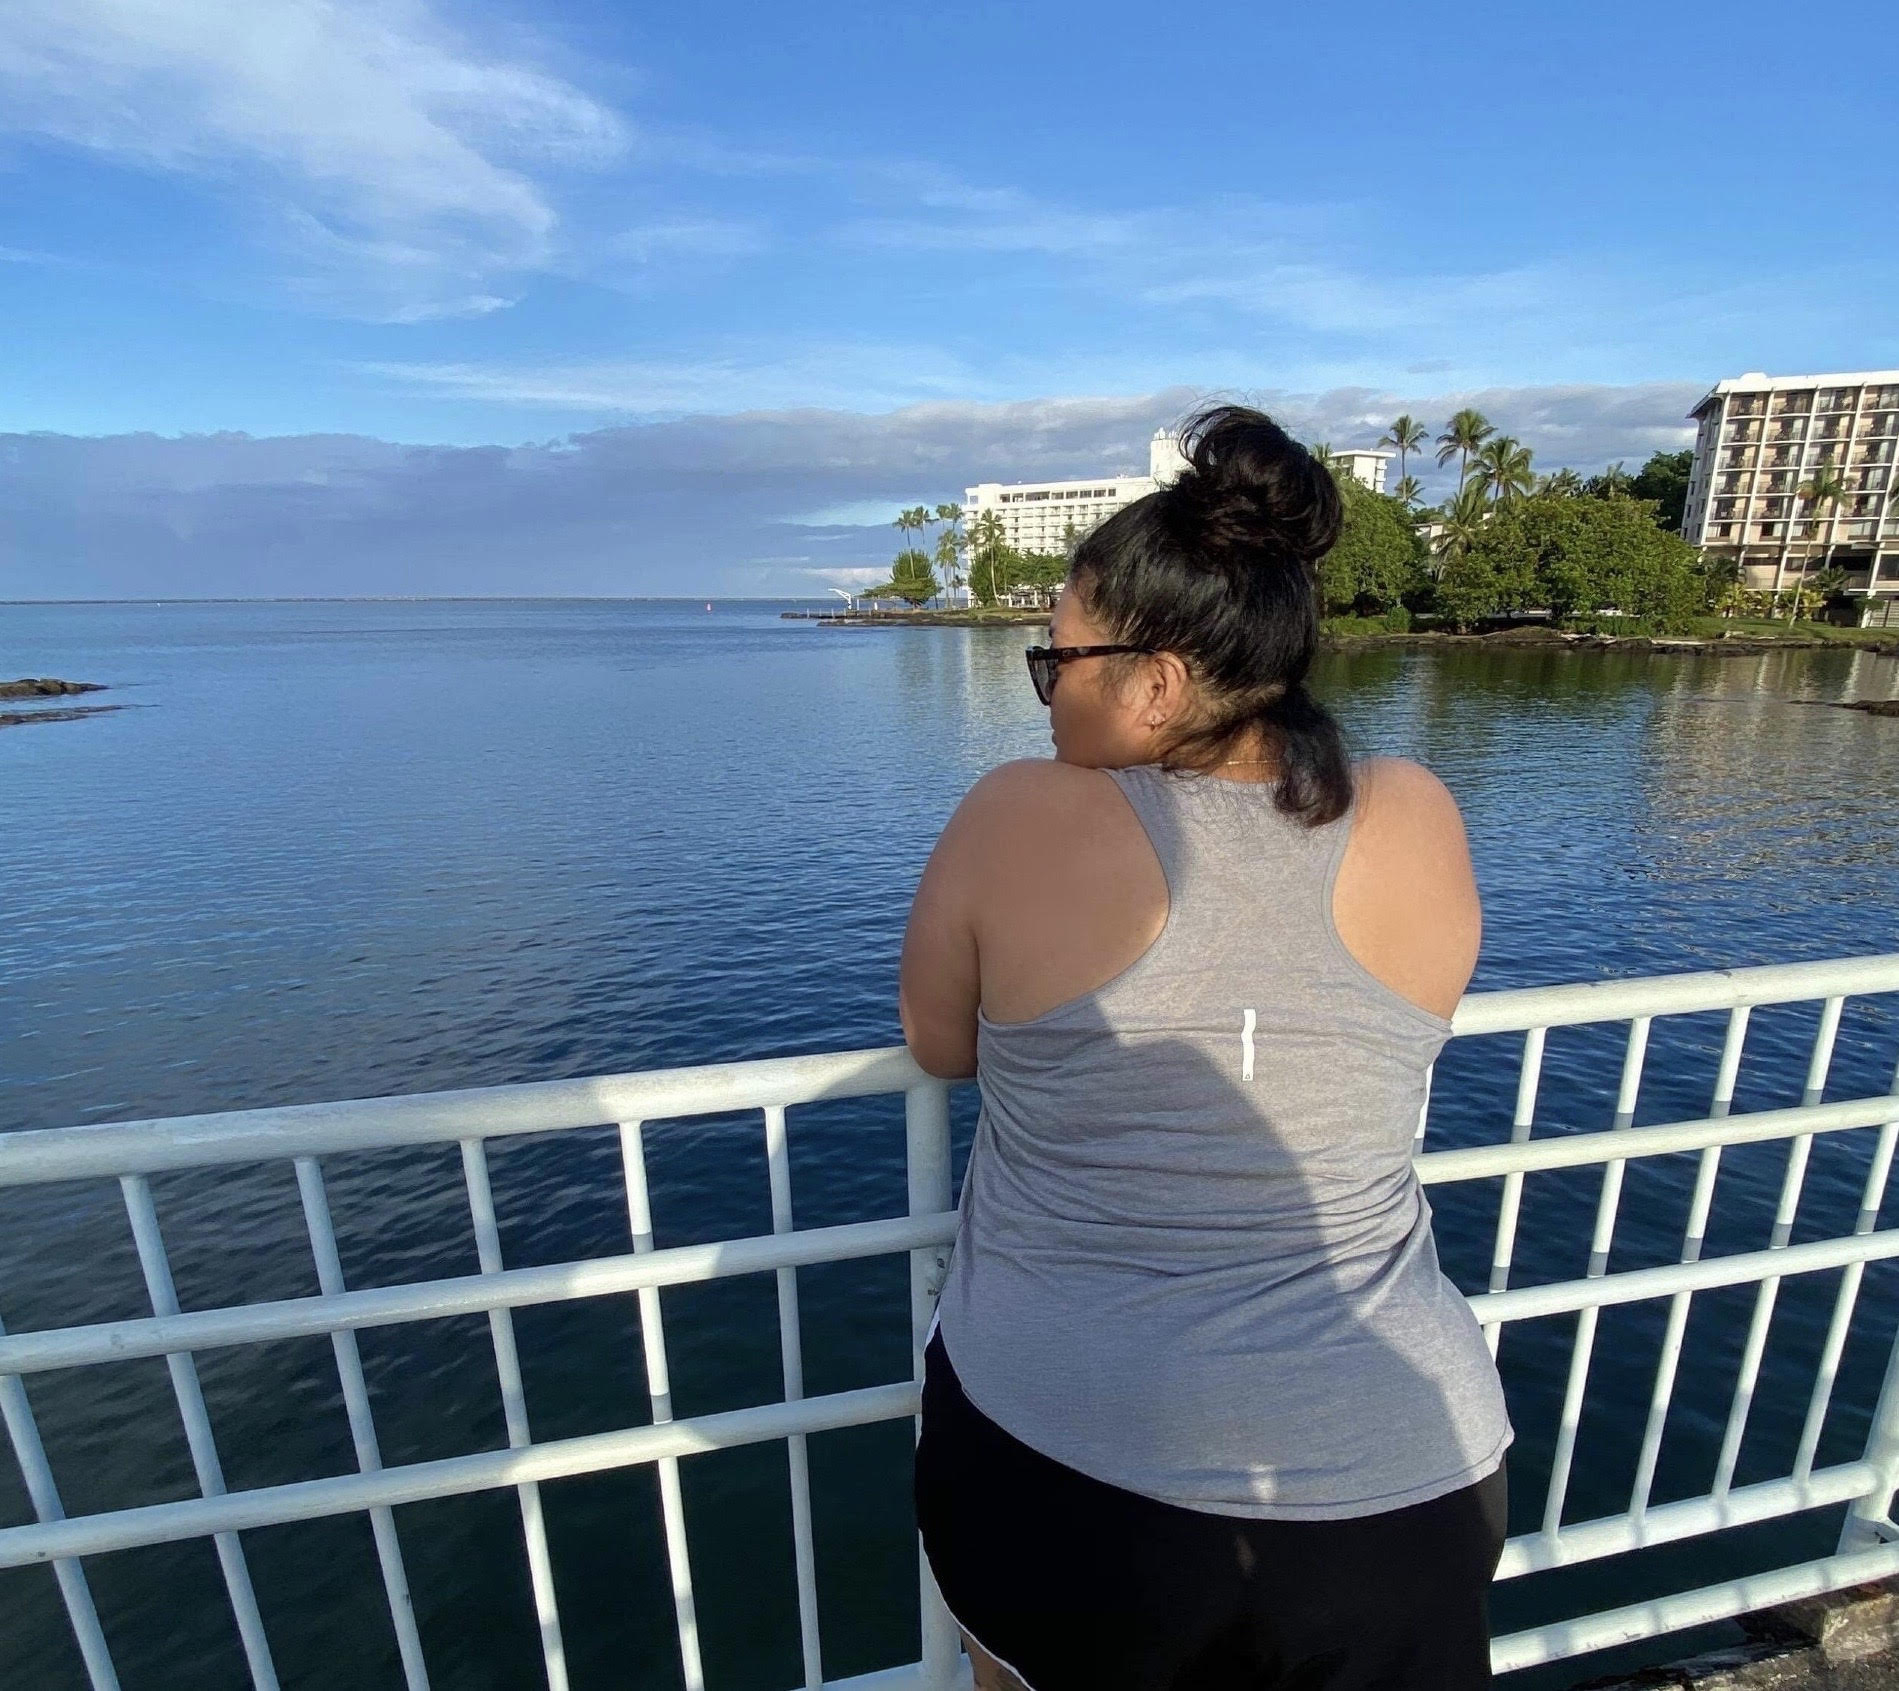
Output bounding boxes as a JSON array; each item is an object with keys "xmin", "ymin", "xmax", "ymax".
[
  {"xmin": 1682, "ymin": 369, "xmax": 1899, "ymax": 608},
  {"xmin": 966, "ymin": 432, "xmax": 1390, "ymax": 556}
]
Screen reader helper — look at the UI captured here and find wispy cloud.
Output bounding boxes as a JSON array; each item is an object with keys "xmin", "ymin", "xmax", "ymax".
[
  {"xmin": 364, "ymin": 341, "xmax": 993, "ymax": 415},
  {"xmin": 0, "ymin": 0, "xmax": 628, "ymax": 318}
]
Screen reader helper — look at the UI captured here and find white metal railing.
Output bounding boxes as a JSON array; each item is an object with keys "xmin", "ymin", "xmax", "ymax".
[{"xmin": 4, "ymin": 955, "xmax": 1899, "ymax": 1689}]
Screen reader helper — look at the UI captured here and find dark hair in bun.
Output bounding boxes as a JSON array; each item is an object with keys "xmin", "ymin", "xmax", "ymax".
[{"xmin": 1069, "ymin": 403, "xmax": 1353, "ymax": 825}]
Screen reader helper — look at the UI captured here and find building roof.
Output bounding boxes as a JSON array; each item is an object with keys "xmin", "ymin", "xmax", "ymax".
[{"xmin": 1688, "ymin": 369, "xmax": 1899, "ymax": 417}]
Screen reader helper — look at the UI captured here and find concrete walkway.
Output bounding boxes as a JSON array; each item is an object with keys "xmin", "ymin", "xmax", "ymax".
[{"xmin": 1582, "ymin": 1582, "xmax": 1899, "ymax": 1690}]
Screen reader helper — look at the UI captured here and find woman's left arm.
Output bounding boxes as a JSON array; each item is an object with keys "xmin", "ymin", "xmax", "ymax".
[{"xmin": 898, "ymin": 789, "xmax": 987, "ymax": 1079}]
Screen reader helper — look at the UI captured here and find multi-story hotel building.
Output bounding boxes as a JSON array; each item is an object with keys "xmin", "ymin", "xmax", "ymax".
[
  {"xmin": 966, "ymin": 431, "xmax": 1390, "ymax": 556},
  {"xmin": 1682, "ymin": 370, "xmax": 1899, "ymax": 606},
  {"xmin": 964, "ymin": 431, "xmax": 1188, "ymax": 557}
]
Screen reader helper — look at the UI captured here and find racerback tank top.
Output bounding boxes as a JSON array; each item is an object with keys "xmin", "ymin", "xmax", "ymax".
[{"xmin": 930, "ymin": 761, "xmax": 1512, "ymax": 1519}]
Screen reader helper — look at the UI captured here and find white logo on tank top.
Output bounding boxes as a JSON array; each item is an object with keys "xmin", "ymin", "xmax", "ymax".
[{"xmin": 1240, "ymin": 1007, "xmax": 1257, "ymax": 1080}]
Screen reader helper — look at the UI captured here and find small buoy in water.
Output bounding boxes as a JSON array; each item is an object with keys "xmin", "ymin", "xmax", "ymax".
[{"xmin": 705, "ymin": 602, "xmax": 713, "ymax": 612}]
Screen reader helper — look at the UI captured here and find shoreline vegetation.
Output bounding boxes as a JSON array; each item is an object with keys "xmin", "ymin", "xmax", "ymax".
[
  {"xmin": 858, "ymin": 409, "xmax": 1892, "ymax": 638},
  {"xmin": 783, "ymin": 608, "xmax": 1899, "ymax": 657}
]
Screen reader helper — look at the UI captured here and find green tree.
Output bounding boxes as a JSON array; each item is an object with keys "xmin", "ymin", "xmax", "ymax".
[
  {"xmin": 1469, "ymin": 436, "xmax": 1535, "ymax": 506},
  {"xmin": 883, "ymin": 548, "xmax": 940, "ymax": 605},
  {"xmin": 1629, "ymin": 449, "xmax": 1694, "ymax": 532},
  {"xmin": 1310, "ymin": 442, "xmax": 1334, "ymax": 468},
  {"xmin": 1379, "ymin": 415, "xmax": 1428, "ymax": 488},
  {"xmin": 894, "ymin": 506, "xmax": 934, "ymax": 603},
  {"xmin": 1435, "ymin": 409, "xmax": 1495, "ymax": 488},
  {"xmin": 1320, "ymin": 479, "xmax": 1421, "ymax": 613},
  {"xmin": 1392, "ymin": 473, "xmax": 1423, "ymax": 507},
  {"xmin": 1441, "ymin": 492, "xmax": 1701, "ymax": 630},
  {"xmin": 1538, "ymin": 467, "xmax": 1584, "ymax": 496}
]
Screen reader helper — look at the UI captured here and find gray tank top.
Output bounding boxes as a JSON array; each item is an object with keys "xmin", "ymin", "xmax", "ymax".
[{"xmin": 932, "ymin": 761, "xmax": 1512, "ymax": 1519}]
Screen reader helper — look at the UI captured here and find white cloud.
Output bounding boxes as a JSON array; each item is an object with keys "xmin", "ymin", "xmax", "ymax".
[
  {"xmin": 0, "ymin": 0, "xmax": 627, "ymax": 316},
  {"xmin": 364, "ymin": 341, "xmax": 991, "ymax": 415}
]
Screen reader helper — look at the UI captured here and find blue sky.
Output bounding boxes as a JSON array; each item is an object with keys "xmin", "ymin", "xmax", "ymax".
[{"xmin": 2, "ymin": 0, "xmax": 1896, "ymax": 596}]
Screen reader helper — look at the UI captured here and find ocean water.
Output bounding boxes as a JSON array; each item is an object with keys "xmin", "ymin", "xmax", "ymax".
[{"xmin": 3, "ymin": 598, "xmax": 1899, "ymax": 1690}]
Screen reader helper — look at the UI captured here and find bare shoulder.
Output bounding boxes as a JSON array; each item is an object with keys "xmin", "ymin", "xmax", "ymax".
[
  {"xmin": 949, "ymin": 758, "xmax": 1126, "ymax": 843},
  {"xmin": 1352, "ymin": 756, "xmax": 1470, "ymax": 855},
  {"xmin": 1335, "ymin": 756, "xmax": 1482, "ymax": 1017}
]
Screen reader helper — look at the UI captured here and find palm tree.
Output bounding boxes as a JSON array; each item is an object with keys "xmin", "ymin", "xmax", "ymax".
[
  {"xmin": 1434, "ymin": 480, "xmax": 1491, "ymax": 570},
  {"xmin": 1310, "ymin": 442, "xmax": 1334, "ymax": 468},
  {"xmin": 894, "ymin": 506, "xmax": 933, "ymax": 603},
  {"xmin": 1393, "ymin": 474, "xmax": 1423, "ymax": 507},
  {"xmin": 1786, "ymin": 463, "xmax": 1849, "ymax": 619},
  {"xmin": 1538, "ymin": 468, "xmax": 1584, "ymax": 496},
  {"xmin": 1469, "ymin": 436, "xmax": 1535, "ymax": 506},
  {"xmin": 1435, "ymin": 409, "xmax": 1494, "ymax": 489},
  {"xmin": 1590, "ymin": 462, "xmax": 1632, "ymax": 499},
  {"xmin": 933, "ymin": 502, "xmax": 965, "ymax": 603},
  {"xmin": 968, "ymin": 511, "xmax": 1010, "ymax": 605},
  {"xmin": 1379, "ymin": 416, "xmax": 1428, "ymax": 488}
]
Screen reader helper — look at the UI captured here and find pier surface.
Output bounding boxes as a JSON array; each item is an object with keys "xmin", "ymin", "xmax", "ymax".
[{"xmin": 1585, "ymin": 1581, "xmax": 1899, "ymax": 1690}]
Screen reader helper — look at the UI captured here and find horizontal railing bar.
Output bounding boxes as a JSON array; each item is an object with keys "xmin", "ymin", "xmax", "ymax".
[
  {"xmin": 0, "ymin": 1212, "xmax": 960, "ymax": 1378},
  {"xmin": 1489, "ymin": 1541, "xmax": 1899, "ymax": 1674},
  {"xmin": 1469, "ymin": 1229, "xmax": 1899, "ymax": 1326},
  {"xmin": 1495, "ymin": 1462, "xmax": 1879, "ymax": 1579},
  {"xmin": 0, "ymin": 1049, "xmax": 929, "ymax": 1188},
  {"xmin": 11, "ymin": 1096, "xmax": 1898, "ymax": 1379},
  {"xmin": 4, "ymin": 956, "xmax": 1895, "ymax": 1187},
  {"xmin": 0, "ymin": 1380, "xmax": 920, "ymax": 1568},
  {"xmin": 1448, "ymin": 954, "xmax": 1899, "ymax": 1039},
  {"xmin": 1417, "ymin": 1094, "xmax": 1899, "ymax": 1187}
]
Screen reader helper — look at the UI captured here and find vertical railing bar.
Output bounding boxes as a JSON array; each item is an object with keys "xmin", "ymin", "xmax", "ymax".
[
  {"xmin": 1413, "ymin": 1061, "xmax": 1435, "ymax": 1153},
  {"xmin": 1484, "ymin": 1028, "xmax": 1547, "ymax": 1357},
  {"xmin": 0, "ymin": 1315, "xmax": 121, "ymax": 1691},
  {"xmin": 292, "ymin": 1159, "xmax": 430, "ymax": 1691},
  {"xmin": 1712, "ymin": 997, "xmax": 1845, "ymax": 1497},
  {"xmin": 1541, "ymin": 1017, "xmax": 1649, "ymax": 1536},
  {"xmin": 617, "ymin": 1122, "xmax": 705, "ymax": 1691},
  {"xmin": 905, "ymin": 1082, "xmax": 960, "ymax": 1691},
  {"xmin": 119, "ymin": 1175, "xmax": 280, "ymax": 1691},
  {"xmin": 764, "ymin": 1105, "xmax": 823, "ymax": 1691},
  {"xmin": 1630, "ymin": 1004, "xmax": 1752, "ymax": 1517},
  {"xmin": 1796, "ymin": 1052, "xmax": 1899, "ymax": 1479},
  {"xmin": 458, "ymin": 1140, "xmax": 571, "ymax": 1691}
]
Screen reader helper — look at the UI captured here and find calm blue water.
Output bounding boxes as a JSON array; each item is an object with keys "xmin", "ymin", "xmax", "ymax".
[{"xmin": 4, "ymin": 599, "xmax": 1899, "ymax": 1690}]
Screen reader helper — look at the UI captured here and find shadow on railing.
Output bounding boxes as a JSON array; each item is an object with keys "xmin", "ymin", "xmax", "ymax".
[{"xmin": 3, "ymin": 956, "xmax": 1899, "ymax": 1690}]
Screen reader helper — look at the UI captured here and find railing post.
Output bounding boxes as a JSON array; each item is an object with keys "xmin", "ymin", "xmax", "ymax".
[
  {"xmin": 905, "ymin": 1080, "xmax": 960, "ymax": 1691},
  {"xmin": 1838, "ymin": 1058, "xmax": 1899, "ymax": 1554},
  {"xmin": 1839, "ymin": 1320, "xmax": 1899, "ymax": 1553}
]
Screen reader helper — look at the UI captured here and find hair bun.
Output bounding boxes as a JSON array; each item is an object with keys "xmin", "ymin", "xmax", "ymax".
[{"xmin": 1166, "ymin": 404, "xmax": 1341, "ymax": 570}]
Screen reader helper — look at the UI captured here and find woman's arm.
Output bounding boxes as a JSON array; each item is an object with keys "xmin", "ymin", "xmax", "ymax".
[{"xmin": 898, "ymin": 778, "xmax": 999, "ymax": 1080}]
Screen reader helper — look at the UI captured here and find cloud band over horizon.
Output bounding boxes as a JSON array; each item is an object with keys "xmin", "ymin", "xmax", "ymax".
[{"xmin": 0, "ymin": 382, "xmax": 1701, "ymax": 600}]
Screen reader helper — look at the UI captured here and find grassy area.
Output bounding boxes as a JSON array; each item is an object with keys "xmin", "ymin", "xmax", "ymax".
[{"xmin": 1677, "ymin": 616, "xmax": 1899, "ymax": 647}]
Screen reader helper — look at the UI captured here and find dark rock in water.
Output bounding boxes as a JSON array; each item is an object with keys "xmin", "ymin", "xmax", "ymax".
[
  {"xmin": 1838, "ymin": 699, "xmax": 1899, "ymax": 717},
  {"xmin": 0, "ymin": 677, "xmax": 106, "ymax": 699},
  {"xmin": 0, "ymin": 704, "xmax": 123, "ymax": 728}
]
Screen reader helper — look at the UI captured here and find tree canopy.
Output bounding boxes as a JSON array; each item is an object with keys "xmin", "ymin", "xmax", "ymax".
[
  {"xmin": 1436, "ymin": 492, "xmax": 1702, "ymax": 629},
  {"xmin": 1628, "ymin": 449, "xmax": 1694, "ymax": 532},
  {"xmin": 1320, "ymin": 476, "xmax": 1425, "ymax": 614}
]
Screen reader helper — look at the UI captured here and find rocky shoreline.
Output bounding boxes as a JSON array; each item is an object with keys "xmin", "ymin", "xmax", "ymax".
[
  {"xmin": 0, "ymin": 676, "xmax": 107, "ymax": 699},
  {"xmin": 0, "ymin": 677, "xmax": 117, "ymax": 728}
]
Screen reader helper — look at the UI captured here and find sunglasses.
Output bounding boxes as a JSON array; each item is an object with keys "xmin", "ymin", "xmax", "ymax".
[{"xmin": 1023, "ymin": 640, "xmax": 1157, "ymax": 707}]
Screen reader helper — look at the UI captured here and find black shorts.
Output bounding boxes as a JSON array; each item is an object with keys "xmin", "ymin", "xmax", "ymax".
[{"xmin": 915, "ymin": 1329, "xmax": 1508, "ymax": 1691}]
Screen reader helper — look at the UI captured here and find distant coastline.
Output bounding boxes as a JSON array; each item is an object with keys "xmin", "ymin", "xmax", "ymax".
[{"xmin": 784, "ymin": 609, "xmax": 1899, "ymax": 658}]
